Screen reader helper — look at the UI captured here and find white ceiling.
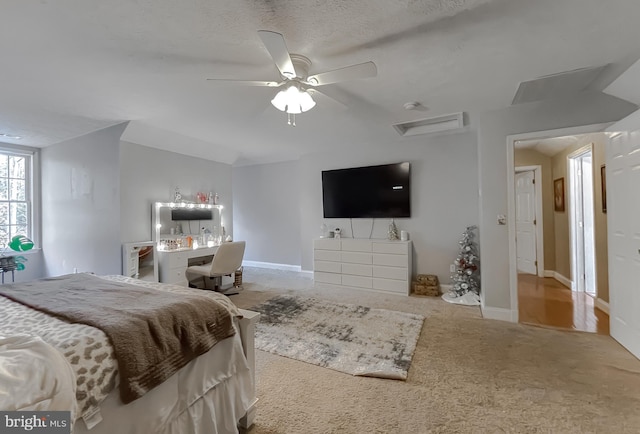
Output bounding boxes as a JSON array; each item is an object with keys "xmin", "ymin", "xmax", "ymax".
[
  {"xmin": 514, "ymin": 135, "xmax": 579, "ymax": 157},
  {"xmin": 2, "ymin": 0, "xmax": 640, "ymax": 165}
]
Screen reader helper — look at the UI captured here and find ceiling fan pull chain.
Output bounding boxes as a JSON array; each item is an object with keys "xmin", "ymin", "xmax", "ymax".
[{"xmin": 286, "ymin": 113, "xmax": 296, "ymax": 126}]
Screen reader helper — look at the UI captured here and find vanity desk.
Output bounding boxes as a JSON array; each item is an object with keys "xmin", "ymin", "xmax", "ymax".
[
  {"xmin": 152, "ymin": 201, "xmax": 225, "ymax": 286},
  {"xmin": 158, "ymin": 246, "xmax": 218, "ymax": 286}
]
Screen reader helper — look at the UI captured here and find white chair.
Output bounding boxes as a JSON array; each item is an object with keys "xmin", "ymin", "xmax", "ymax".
[{"xmin": 185, "ymin": 241, "xmax": 246, "ymax": 292}]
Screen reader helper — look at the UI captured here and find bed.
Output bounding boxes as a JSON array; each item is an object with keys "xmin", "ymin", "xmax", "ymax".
[{"xmin": 0, "ymin": 273, "xmax": 259, "ymax": 434}]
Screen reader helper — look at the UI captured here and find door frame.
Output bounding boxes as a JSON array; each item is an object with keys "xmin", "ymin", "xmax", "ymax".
[
  {"xmin": 567, "ymin": 143, "xmax": 597, "ymax": 295},
  {"xmin": 506, "ymin": 123, "xmax": 612, "ymax": 321},
  {"xmin": 514, "ymin": 165, "xmax": 544, "ymax": 277}
]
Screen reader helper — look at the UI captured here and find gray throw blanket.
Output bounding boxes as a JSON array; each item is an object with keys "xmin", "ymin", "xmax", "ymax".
[{"xmin": 0, "ymin": 273, "xmax": 236, "ymax": 404}]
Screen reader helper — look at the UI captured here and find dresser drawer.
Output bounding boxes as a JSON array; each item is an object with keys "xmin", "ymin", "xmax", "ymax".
[
  {"xmin": 373, "ymin": 265, "xmax": 408, "ymax": 281},
  {"xmin": 373, "ymin": 242, "xmax": 408, "ymax": 254},
  {"xmin": 342, "ymin": 274, "xmax": 372, "ymax": 289},
  {"xmin": 163, "ymin": 252, "xmax": 189, "ymax": 269},
  {"xmin": 314, "ymin": 249, "xmax": 341, "ymax": 262},
  {"xmin": 373, "ymin": 253, "xmax": 407, "ymax": 267},
  {"xmin": 341, "ymin": 239, "xmax": 372, "ymax": 252},
  {"xmin": 342, "ymin": 251, "xmax": 372, "ymax": 265},
  {"xmin": 372, "ymin": 277, "xmax": 407, "ymax": 294},
  {"xmin": 313, "ymin": 238, "xmax": 411, "ymax": 296},
  {"xmin": 342, "ymin": 263, "xmax": 372, "ymax": 277},
  {"xmin": 314, "ymin": 271, "xmax": 342, "ymax": 285},
  {"xmin": 163, "ymin": 268, "xmax": 188, "ymax": 285},
  {"xmin": 314, "ymin": 260, "xmax": 341, "ymax": 273},
  {"xmin": 314, "ymin": 238, "xmax": 341, "ymax": 250}
]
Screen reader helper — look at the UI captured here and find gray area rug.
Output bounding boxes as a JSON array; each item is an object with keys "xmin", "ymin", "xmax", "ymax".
[{"xmin": 251, "ymin": 295, "xmax": 425, "ymax": 380}]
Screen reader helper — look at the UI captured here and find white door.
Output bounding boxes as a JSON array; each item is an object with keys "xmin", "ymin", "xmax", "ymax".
[
  {"xmin": 606, "ymin": 112, "xmax": 640, "ymax": 359},
  {"xmin": 569, "ymin": 149, "xmax": 597, "ymax": 295},
  {"xmin": 515, "ymin": 170, "xmax": 537, "ymax": 274}
]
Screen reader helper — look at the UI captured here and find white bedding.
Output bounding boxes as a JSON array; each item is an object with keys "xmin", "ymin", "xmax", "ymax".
[
  {"xmin": 0, "ymin": 334, "xmax": 77, "ymax": 419},
  {"xmin": 0, "ymin": 287, "xmax": 116, "ymax": 421},
  {"xmin": 0, "ymin": 275, "xmax": 250, "ymax": 433}
]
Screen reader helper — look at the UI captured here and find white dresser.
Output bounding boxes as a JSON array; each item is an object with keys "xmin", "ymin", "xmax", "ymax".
[
  {"xmin": 313, "ymin": 238, "xmax": 412, "ymax": 295},
  {"xmin": 157, "ymin": 246, "xmax": 218, "ymax": 286}
]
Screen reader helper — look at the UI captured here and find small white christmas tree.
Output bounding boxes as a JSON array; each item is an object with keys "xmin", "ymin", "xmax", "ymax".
[
  {"xmin": 443, "ymin": 225, "xmax": 480, "ymax": 305},
  {"xmin": 388, "ymin": 219, "xmax": 399, "ymax": 240}
]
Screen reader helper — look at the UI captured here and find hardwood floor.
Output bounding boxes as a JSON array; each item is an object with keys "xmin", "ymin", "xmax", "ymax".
[{"xmin": 518, "ymin": 274, "xmax": 610, "ymax": 335}]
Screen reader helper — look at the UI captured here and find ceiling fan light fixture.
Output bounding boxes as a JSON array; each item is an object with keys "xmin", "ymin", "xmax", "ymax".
[
  {"xmin": 270, "ymin": 90, "xmax": 289, "ymax": 111},
  {"xmin": 298, "ymin": 90, "xmax": 316, "ymax": 112},
  {"xmin": 287, "ymin": 102, "xmax": 303, "ymax": 115},
  {"xmin": 271, "ymin": 84, "xmax": 316, "ymax": 114}
]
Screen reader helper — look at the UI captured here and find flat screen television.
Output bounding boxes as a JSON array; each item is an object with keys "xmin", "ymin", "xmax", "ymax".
[{"xmin": 322, "ymin": 162, "xmax": 410, "ymax": 218}]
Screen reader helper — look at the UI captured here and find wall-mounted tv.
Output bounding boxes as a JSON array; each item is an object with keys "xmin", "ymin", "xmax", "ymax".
[{"xmin": 322, "ymin": 162, "xmax": 410, "ymax": 218}]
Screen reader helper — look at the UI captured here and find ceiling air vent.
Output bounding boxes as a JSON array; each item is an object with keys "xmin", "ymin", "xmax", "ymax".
[{"xmin": 393, "ymin": 112, "xmax": 464, "ymax": 137}]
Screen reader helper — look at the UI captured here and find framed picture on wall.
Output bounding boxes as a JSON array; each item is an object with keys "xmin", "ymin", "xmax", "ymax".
[
  {"xmin": 601, "ymin": 164, "xmax": 607, "ymax": 213},
  {"xmin": 554, "ymin": 177, "xmax": 565, "ymax": 212}
]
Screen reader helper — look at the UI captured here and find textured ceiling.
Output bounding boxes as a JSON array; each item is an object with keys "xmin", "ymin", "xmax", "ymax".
[
  {"xmin": 1, "ymin": 0, "xmax": 640, "ymax": 165},
  {"xmin": 515, "ymin": 136, "xmax": 579, "ymax": 157},
  {"xmin": 515, "ymin": 132, "xmax": 608, "ymax": 157}
]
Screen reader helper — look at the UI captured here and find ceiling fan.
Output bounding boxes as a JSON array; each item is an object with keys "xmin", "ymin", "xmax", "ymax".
[{"xmin": 207, "ymin": 30, "xmax": 377, "ymax": 126}]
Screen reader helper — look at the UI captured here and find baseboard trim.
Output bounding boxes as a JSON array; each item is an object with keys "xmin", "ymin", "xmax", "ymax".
[
  {"xmin": 242, "ymin": 260, "xmax": 301, "ymax": 272},
  {"xmin": 552, "ymin": 272, "xmax": 573, "ymax": 290},
  {"xmin": 543, "ymin": 270, "xmax": 574, "ymax": 289},
  {"xmin": 440, "ymin": 283, "xmax": 452, "ymax": 292},
  {"xmin": 481, "ymin": 306, "xmax": 518, "ymax": 323},
  {"xmin": 595, "ymin": 298, "xmax": 610, "ymax": 314}
]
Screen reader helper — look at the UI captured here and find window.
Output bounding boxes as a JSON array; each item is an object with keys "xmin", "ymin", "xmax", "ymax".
[{"xmin": 0, "ymin": 150, "xmax": 32, "ymax": 250}]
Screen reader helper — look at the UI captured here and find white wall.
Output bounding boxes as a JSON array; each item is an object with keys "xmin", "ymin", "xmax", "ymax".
[
  {"xmin": 119, "ymin": 141, "xmax": 234, "ymax": 244},
  {"xmin": 233, "ymin": 160, "xmax": 301, "ymax": 266},
  {"xmin": 236, "ymin": 130, "xmax": 479, "ymax": 283},
  {"xmin": 478, "ymin": 91, "xmax": 636, "ymax": 312},
  {"xmin": 41, "ymin": 123, "xmax": 126, "ymax": 276}
]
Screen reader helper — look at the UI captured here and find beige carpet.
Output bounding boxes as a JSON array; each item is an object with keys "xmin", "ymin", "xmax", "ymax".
[{"xmin": 233, "ymin": 267, "xmax": 640, "ymax": 434}]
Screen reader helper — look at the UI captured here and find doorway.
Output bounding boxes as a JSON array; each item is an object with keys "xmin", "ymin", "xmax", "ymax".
[
  {"xmin": 508, "ymin": 126, "xmax": 610, "ymax": 334},
  {"xmin": 568, "ymin": 145, "xmax": 597, "ymax": 296}
]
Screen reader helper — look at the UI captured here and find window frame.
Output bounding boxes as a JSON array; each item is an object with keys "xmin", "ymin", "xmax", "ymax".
[{"xmin": 0, "ymin": 143, "xmax": 40, "ymax": 250}]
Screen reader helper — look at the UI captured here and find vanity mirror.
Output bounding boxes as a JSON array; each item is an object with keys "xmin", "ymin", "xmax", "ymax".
[{"xmin": 152, "ymin": 202, "xmax": 224, "ymax": 250}]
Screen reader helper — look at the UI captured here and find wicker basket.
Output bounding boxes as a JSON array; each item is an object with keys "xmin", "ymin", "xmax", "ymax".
[{"xmin": 416, "ymin": 274, "xmax": 439, "ymax": 286}]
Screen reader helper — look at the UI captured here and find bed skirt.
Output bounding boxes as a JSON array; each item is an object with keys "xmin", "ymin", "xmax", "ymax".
[{"xmin": 73, "ymin": 319, "xmax": 253, "ymax": 434}]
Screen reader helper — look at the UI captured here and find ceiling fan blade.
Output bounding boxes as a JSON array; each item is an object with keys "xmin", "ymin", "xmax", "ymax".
[
  {"xmin": 308, "ymin": 88, "xmax": 348, "ymax": 109},
  {"xmin": 257, "ymin": 30, "xmax": 297, "ymax": 78},
  {"xmin": 307, "ymin": 61, "xmax": 377, "ymax": 86},
  {"xmin": 206, "ymin": 79, "xmax": 281, "ymax": 87}
]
